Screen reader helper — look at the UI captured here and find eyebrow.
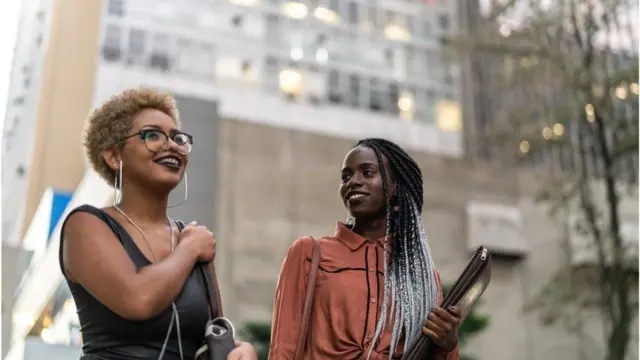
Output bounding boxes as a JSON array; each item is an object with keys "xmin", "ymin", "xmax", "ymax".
[
  {"xmin": 140, "ymin": 125, "xmax": 179, "ymax": 133},
  {"xmin": 139, "ymin": 125, "xmax": 163, "ymax": 130},
  {"xmin": 340, "ymin": 161, "xmax": 378, "ymax": 173}
]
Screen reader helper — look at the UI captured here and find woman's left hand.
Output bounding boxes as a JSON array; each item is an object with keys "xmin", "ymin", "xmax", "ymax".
[
  {"xmin": 422, "ymin": 306, "xmax": 461, "ymax": 352},
  {"xmin": 226, "ymin": 341, "xmax": 258, "ymax": 360}
]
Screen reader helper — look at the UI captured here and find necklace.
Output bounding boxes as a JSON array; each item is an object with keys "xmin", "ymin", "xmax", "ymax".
[
  {"xmin": 113, "ymin": 206, "xmax": 184, "ymax": 360},
  {"xmin": 113, "ymin": 206, "xmax": 175, "ymax": 261}
]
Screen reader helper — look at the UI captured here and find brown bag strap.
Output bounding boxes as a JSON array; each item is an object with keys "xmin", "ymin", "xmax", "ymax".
[
  {"xmin": 209, "ymin": 262, "xmax": 224, "ymax": 317},
  {"xmin": 294, "ymin": 236, "xmax": 321, "ymax": 360},
  {"xmin": 176, "ymin": 220, "xmax": 224, "ymax": 318}
]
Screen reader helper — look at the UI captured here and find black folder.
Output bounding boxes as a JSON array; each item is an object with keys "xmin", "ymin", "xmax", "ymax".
[{"xmin": 404, "ymin": 246, "xmax": 492, "ymax": 359}]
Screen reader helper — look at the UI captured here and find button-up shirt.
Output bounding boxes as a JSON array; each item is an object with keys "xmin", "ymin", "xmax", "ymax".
[{"xmin": 269, "ymin": 222, "xmax": 459, "ymax": 360}]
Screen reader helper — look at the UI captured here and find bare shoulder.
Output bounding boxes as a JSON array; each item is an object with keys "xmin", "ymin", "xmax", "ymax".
[
  {"xmin": 61, "ymin": 207, "xmax": 128, "ymax": 282},
  {"xmin": 63, "ymin": 209, "xmax": 114, "ymax": 240}
]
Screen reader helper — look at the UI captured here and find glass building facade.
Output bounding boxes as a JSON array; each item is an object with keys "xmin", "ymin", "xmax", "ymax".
[{"xmin": 100, "ymin": 0, "xmax": 461, "ymax": 127}]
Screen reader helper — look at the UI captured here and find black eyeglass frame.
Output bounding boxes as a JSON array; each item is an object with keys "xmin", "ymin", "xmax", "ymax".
[{"xmin": 119, "ymin": 129, "xmax": 194, "ymax": 154}]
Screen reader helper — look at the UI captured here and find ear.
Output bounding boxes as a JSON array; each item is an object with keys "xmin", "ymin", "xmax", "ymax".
[{"xmin": 101, "ymin": 148, "xmax": 122, "ymax": 173}]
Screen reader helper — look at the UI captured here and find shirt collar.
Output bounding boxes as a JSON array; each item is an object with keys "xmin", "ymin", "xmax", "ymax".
[{"xmin": 333, "ymin": 222, "xmax": 391, "ymax": 253}]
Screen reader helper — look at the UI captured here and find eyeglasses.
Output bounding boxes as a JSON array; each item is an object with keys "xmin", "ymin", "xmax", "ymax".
[{"xmin": 121, "ymin": 129, "xmax": 194, "ymax": 155}]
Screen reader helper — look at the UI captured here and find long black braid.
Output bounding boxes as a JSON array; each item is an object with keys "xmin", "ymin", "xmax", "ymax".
[{"xmin": 355, "ymin": 138, "xmax": 439, "ymax": 360}]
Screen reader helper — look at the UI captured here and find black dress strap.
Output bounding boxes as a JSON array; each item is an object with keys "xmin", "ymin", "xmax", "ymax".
[{"xmin": 58, "ymin": 205, "xmax": 150, "ymax": 279}]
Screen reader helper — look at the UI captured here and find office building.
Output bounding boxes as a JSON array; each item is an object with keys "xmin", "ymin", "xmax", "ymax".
[{"xmin": 2, "ymin": 1, "xmax": 637, "ymax": 360}]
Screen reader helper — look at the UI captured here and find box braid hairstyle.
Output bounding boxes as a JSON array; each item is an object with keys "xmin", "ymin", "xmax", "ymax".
[{"xmin": 355, "ymin": 138, "xmax": 440, "ymax": 360}]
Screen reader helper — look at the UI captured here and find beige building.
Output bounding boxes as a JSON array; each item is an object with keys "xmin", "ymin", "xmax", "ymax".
[{"xmin": 2, "ymin": 1, "xmax": 638, "ymax": 360}]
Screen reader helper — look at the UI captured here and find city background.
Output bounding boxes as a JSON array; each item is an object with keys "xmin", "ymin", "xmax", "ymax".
[{"xmin": 0, "ymin": 0, "xmax": 638, "ymax": 360}]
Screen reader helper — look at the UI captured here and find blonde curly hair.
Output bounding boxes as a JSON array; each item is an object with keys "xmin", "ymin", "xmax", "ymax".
[{"xmin": 83, "ymin": 87, "xmax": 181, "ymax": 185}]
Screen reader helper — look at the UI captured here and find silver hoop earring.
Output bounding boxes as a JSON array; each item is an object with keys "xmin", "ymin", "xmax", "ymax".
[
  {"xmin": 113, "ymin": 160, "xmax": 123, "ymax": 206},
  {"xmin": 168, "ymin": 171, "xmax": 188, "ymax": 208},
  {"xmin": 346, "ymin": 213, "xmax": 355, "ymax": 226}
]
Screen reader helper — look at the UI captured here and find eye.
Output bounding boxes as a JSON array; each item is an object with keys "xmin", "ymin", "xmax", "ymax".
[
  {"xmin": 363, "ymin": 170, "xmax": 375, "ymax": 177},
  {"xmin": 142, "ymin": 130, "xmax": 161, "ymax": 141},
  {"xmin": 341, "ymin": 173, "xmax": 351, "ymax": 182},
  {"xmin": 173, "ymin": 133, "xmax": 190, "ymax": 145}
]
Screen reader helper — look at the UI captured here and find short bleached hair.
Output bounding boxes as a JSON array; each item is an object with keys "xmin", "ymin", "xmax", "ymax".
[{"xmin": 83, "ymin": 87, "xmax": 180, "ymax": 184}]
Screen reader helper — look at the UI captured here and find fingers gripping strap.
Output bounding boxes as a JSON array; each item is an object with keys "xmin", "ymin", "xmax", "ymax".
[
  {"xmin": 176, "ymin": 220, "xmax": 219, "ymax": 318},
  {"xmin": 294, "ymin": 237, "xmax": 321, "ymax": 360}
]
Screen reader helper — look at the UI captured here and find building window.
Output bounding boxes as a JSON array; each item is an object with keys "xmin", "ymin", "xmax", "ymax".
[
  {"xmin": 216, "ymin": 56, "xmax": 258, "ymax": 83},
  {"xmin": 149, "ymin": 33, "xmax": 172, "ymax": 71},
  {"xmin": 327, "ymin": 69, "xmax": 343, "ymax": 104},
  {"xmin": 346, "ymin": 1, "xmax": 359, "ymax": 25},
  {"xmin": 13, "ymin": 96, "xmax": 25, "ymax": 105},
  {"xmin": 102, "ymin": 24, "xmax": 122, "ymax": 62},
  {"xmin": 436, "ymin": 100, "xmax": 462, "ymax": 131},
  {"xmin": 107, "ymin": 0, "xmax": 125, "ymax": 17},
  {"xmin": 420, "ymin": 19, "xmax": 432, "ymax": 39},
  {"xmin": 438, "ymin": 14, "xmax": 449, "ymax": 31},
  {"xmin": 348, "ymin": 74, "xmax": 362, "ymax": 107},
  {"xmin": 126, "ymin": 28, "xmax": 146, "ymax": 66},
  {"xmin": 266, "ymin": 14, "xmax": 280, "ymax": 45},
  {"xmin": 175, "ymin": 39, "xmax": 215, "ymax": 79}
]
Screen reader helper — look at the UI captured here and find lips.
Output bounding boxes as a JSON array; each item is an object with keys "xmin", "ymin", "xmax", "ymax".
[
  {"xmin": 345, "ymin": 190, "xmax": 369, "ymax": 203},
  {"xmin": 154, "ymin": 155, "xmax": 182, "ymax": 170}
]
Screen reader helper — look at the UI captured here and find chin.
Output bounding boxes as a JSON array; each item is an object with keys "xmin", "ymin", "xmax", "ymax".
[
  {"xmin": 347, "ymin": 208, "xmax": 376, "ymax": 220},
  {"xmin": 153, "ymin": 173, "xmax": 183, "ymax": 190}
]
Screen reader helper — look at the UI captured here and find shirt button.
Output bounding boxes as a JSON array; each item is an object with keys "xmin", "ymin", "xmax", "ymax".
[
  {"xmin": 371, "ymin": 298, "xmax": 376, "ymax": 303},
  {"xmin": 369, "ymin": 267, "xmax": 375, "ymax": 272}
]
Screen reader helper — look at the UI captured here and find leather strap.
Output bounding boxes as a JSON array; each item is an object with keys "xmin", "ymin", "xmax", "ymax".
[
  {"xmin": 294, "ymin": 237, "xmax": 321, "ymax": 360},
  {"xmin": 209, "ymin": 262, "xmax": 224, "ymax": 317},
  {"xmin": 175, "ymin": 220, "xmax": 223, "ymax": 318}
]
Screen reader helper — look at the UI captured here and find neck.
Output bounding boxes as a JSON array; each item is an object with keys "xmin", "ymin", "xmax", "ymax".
[
  {"xmin": 352, "ymin": 216, "xmax": 387, "ymax": 241},
  {"xmin": 115, "ymin": 180, "xmax": 169, "ymax": 225}
]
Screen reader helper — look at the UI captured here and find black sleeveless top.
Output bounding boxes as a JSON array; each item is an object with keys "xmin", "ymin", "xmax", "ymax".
[{"xmin": 59, "ymin": 205, "xmax": 213, "ymax": 360}]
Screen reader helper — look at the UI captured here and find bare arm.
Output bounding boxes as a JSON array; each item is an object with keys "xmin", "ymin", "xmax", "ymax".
[{"xmin": 62, "ymin": 211, "xmax": 198, "ymax": 320}]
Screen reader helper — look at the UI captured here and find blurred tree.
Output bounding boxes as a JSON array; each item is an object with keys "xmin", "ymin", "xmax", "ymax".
[
  {"xmin": 239, "ymin": 321, "xmax": 271, "ymax": 360},
  {"xmin": 445, "ymin": 1, "xmax": 638, "ymax": 359},
  {"xmin": 442, "ymin": 284, "xmax": 490, "ymax": 360}
]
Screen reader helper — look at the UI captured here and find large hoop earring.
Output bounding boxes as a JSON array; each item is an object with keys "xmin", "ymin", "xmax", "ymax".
[
  {"xmin": 113, "ymin": 160, "xmax": 123, "ymax": 206},
  {"xmin": 168, "ymin": 171, "xmax": 188, "ymax": 208},
  {"xmin": 346, "ymin": 213, "xmax": 355, "ymax": 226}
]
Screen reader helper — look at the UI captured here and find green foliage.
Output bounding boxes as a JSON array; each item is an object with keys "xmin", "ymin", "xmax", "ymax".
[{"xmin": 239, "ymin": 321, "xmax": 271, "ymax": 360}]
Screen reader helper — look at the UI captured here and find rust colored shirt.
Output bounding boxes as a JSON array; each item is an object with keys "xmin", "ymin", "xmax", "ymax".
[{"xmin": 269, "ymin": 222, "xmax": 459, "ymax": 360}]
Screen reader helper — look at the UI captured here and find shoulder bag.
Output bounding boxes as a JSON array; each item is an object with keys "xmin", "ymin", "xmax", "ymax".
[{"xmin": 175, "ymin": 221, "xmax": 236, "ymax": 360}]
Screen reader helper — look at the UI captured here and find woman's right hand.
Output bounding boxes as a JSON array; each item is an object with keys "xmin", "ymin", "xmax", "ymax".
[{"xmin": 178, "ymin": 221, "xmax": 216, "ymax": 263}]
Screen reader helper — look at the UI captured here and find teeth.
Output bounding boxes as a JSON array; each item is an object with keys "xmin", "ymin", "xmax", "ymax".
[
  {"xmin": 158, "ymin": 158, "xmax": 179, "ymax": 166},
  {"xmin": 349, "ymin": 194, "xmax": 364, "ymax": 200}
]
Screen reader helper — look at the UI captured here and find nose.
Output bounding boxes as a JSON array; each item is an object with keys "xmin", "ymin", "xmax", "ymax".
[
  {"xmin": 347, "ymin": 173, "xmax": 363, "ymax": 188},
  {"xmin": 166, "ymin": 137, "xmax": 181, "ymax": 152}
]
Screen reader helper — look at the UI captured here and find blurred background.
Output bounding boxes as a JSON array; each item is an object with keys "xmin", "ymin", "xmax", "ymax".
[{"xmin": 0, "ymin": 0, "xmax": 638, "ymax": 359}]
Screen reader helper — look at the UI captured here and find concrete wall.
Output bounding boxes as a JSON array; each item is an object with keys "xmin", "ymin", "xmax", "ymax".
[
  {"xmin": 167, "ymin": 95, "xmax": 220, "ymax": 230},
  {"xmin": 213, "ymin": 119, "xmax": 638, "ymax": 360}
]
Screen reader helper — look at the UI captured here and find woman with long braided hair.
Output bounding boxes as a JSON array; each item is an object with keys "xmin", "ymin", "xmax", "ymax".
[{"xmin": 270, "ymin": 138, "xmax": 460, "ymax": 360}]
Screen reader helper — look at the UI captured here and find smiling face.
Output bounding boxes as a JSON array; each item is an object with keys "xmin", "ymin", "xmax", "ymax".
[
  {"xmin": 339, "ymin": 145, "xmax": 396, "ymax": 220},
  {"xmin": 103, "ymin": 108, "xmax": 189, "ymax": 191}
]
